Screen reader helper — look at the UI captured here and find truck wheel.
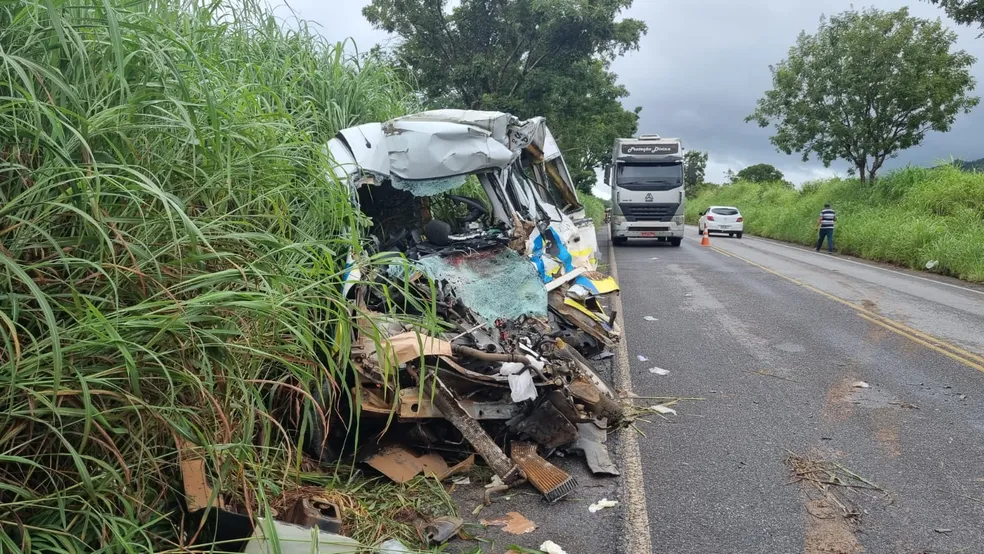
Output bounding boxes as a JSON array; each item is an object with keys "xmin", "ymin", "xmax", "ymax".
[
  {"xmin": 728, "ymin": 232, "xmax": 734, "ymax": 237},
  {"xmin": 613, "ymin": 237, "xmax": 628, "ymax": 246},
  {"xmin": 670, "ymin": 238, "xmax": 682, "ymax": 247},
  {"xmin": 737, "ymin": 232, "xmax": 743, "ymax": 239}
]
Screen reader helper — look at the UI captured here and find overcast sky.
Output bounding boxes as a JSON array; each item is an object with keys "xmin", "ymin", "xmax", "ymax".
[{"xmin": 279, "ymin": 0, "xmax": 984, "ymax": 193}]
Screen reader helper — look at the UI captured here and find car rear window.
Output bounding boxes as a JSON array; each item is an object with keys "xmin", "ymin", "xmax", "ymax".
[{"xmin": 711, "ymin": 208, "xmax": 739, "ymax": 216}]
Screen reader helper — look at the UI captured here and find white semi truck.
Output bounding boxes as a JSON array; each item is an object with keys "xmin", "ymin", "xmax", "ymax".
[{"xmin": 605, "ymin": 135, "xmax": 686, "ymax": 247}]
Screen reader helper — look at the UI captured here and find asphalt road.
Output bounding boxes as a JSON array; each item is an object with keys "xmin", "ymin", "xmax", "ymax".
[{"xmin": 614, "ymin": 227, "xmax": 984, "ymax": 554}]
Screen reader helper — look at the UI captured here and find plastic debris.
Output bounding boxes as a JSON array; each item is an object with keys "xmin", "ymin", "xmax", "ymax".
[
  {"xmin": 377, "ymin": 539, "xmax": 411, "ymax": 554},
  {"xmin": 684, "ymin": 293, "xmax": 694, "ymax": 297},
  {"xmin": 539, "ymin": 540, "xmax": 569, "ymax": 554},
  {"xmin": 637, "ymin": 355, "xmax": 649, "ymax": 362},
  {"xmin": 852, "ymin": 381, "xmax": 870, "ymax": 389},
  {"xmin": 648, "ymin": 367, "xmax": 670, "ymax": 376},
  {"xmin": 643, "ymin": 316, "xmax": 658, "ymax": 322},
  {"xmin": 588, "ymin": 498, "xmax": 619, "ymax": 513},
  {"xmin": 452, "ymin": 476, "xmax": 471, "ymax": 485},
  {"xmin": 500, "ymin": 362, "xmax": 537, "ymax": 402},
  {"xmin": 650, "ymin": 404, "xmax": 677, "ymax": 416},
  {"xmin": 925, "ymin": 260, "xmax": 939, "ymax": 269},
  {"xmin": 485, "ymin": 475, "xmax": 505, "ymax": 489}
]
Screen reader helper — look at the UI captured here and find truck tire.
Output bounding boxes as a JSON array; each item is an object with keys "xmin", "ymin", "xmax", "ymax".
[
  {"xmin": 670, "ymin": 237, "xmax": 682, "ymax": 247},
  {"xmin": 612, "ymin": 237, "xmax": 628, "ymax": 246},
  {"xmin": 737, "ymin": 232, "xmax": 743, "ymax": 239}
]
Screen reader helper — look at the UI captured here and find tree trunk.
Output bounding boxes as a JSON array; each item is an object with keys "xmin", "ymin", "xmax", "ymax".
[{"xmin": 857, "ymin": 163, "xmax": 867, "ymax": 185}]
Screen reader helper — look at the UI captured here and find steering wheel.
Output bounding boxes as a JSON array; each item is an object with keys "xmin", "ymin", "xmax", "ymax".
[{"xmin": 447, "ymin": 195, "xmax": 489, "ymax": 224}]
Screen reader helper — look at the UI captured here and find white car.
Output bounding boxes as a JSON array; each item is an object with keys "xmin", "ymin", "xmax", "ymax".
[{"xmin": 697, "ymin": 206, "xmax": 743, "ymax": 238}]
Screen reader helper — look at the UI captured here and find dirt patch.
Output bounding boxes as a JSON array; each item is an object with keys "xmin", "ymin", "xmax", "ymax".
[
  {"xmin": 804, "ymin": 498, "xmax": 864, "ymax": 554},
  {"xmin": 870, "ymin": 408, "xmax": 901, "ymax": 458},
  {"xmin": 822, "ymin": 377, "xmax": 857, "ymax": 424},
  {"xmin": 860, "ymin": 299, "xmax": 878, "ymax": 312}
]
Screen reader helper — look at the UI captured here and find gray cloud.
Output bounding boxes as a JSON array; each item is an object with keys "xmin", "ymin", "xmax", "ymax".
[{"xmin": 283, "ymin": 0, "xmax": 984, "ymax": 187}]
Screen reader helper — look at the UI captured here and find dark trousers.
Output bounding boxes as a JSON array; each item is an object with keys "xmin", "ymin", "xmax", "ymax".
[{"xmin": 816, "ymin": 228, "xmax": 834, "ymax": 252}]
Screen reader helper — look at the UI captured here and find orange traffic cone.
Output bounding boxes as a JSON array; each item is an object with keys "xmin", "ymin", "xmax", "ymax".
[{"xmin": 700, "ymin": 228, "xmax": 711, "ymax": 247}]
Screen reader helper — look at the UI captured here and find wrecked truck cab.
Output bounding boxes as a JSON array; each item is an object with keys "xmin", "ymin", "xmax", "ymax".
[{"xmin": 321, "ymin": 110, "xmax": 628, "ymax": 495}]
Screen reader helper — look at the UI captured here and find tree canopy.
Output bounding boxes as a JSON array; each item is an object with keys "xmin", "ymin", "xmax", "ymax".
[
  {"xmin": 746, "ymin": 7, "xmax": 978, "ymax": 184},
  {"xmin": 927, "ymin": 0, "xmax": 984, "ymax": 32},
  {"xmin": 684, "ymin": 149, "xmax": 708, "ymax": 196},
  {"xmin": 736, "ymin": 163, "xmax": 785, "ymax": 183},
  {"xmin": 363, "ymin": 0, "xmax": 647, "ymax": 193}
]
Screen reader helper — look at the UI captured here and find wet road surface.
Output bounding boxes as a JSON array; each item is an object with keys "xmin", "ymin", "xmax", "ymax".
[{"xmin": 614, "ymin": 228, "xmax": 984, "ymax": 554}]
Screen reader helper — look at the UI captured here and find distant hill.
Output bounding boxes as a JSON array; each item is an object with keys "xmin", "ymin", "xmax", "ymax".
[{"xmin": 954, "ymin": 158, "xmax": 984, "ymax": 172}]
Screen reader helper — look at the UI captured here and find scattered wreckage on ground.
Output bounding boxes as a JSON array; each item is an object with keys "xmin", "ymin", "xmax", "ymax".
[{"xmin": 182, "ymin": 110, "xmax": 631, "ymax": 551}]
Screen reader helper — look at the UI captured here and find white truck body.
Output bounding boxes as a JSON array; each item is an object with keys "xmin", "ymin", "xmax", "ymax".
[{"xmin": 606, "ymin": 135, "xmax": 686, "ymax": 246}]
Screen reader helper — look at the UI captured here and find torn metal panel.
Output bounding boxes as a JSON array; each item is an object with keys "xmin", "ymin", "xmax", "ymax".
[
  {"xmin": 336, "ymin": 122, "xmax": 390, "ymax": 177},
  {"xmin": 396, "ymin": 387, "xmax": 520, "ymax": 420},
  {"xmin": 508, "ymin": 400, "xmax": 578, "ymax": 450},
  {"xmin": 383, "ymin": 119, "xmax": 516, "ymax": 180},
  {"xmin": 511, "ymin": 442, "xmax": 578, "ymax": 503},
  {"xmin": 548, "ymin": 291, "xmax": 620, "ymax": 348},
  {"xmin": 571, "ymin": 423, "xmax": 620, "ymax": 476}
]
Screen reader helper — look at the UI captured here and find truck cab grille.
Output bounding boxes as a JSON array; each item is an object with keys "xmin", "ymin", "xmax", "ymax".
[{"xmin": 618, "ymin": 203, "xmax": 679, "ymax": 222}]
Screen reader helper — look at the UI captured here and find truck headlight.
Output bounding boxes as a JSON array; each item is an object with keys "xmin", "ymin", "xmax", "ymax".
[{"xmin": 672, "ymin": 215, "xmax": 685, "ymax": 225}]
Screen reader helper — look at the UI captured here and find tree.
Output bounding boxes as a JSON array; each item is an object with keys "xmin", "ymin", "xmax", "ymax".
[
  {"xmin": 684, "ymin": 150, "xmax": 708, "ymax": 196},
  {"xmin": 363, "ymin": 0, "xmax": 647, "ymax": 193},
  {"xmin": 736, "ymin": 163, "xmax": 785, "ymax": 183},
  {"xmin": 927, "ymin": 0, "xmax": 984, "ymax": 32},
  {"xmin": 746, "ymin": 8, "xmax": 978, "ymax": 185}
]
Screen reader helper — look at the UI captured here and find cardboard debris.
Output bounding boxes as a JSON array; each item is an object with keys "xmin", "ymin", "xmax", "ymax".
[
  {"xmin": 178, "ymin": 439, "xmax": 222, "ymax": 512},
  {"xmin": 383, "ymin": 332, "xmax": 453, "ymax": 365},
  {"xmin": 481, "ymin": 511, "xmax": 537, "ymax": 535},
  {"xmin": 365, "ymin": 446, "xmax": 450, "ymax": 483}
]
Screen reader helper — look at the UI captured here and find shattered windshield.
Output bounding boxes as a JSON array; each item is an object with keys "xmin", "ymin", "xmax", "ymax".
[
  {"xmin": 616, "ymin": 163, "xmax": 683, "ymax": 191},
  {"xmin": 415, "ymin": 248, "xmax": 547, "ymax": 323},
  {"xmin": 392, "ymin": 174, "xmax": 469, "ymax": 197}
]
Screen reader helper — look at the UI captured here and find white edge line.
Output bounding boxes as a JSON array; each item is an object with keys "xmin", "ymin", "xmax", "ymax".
[{"xmin": 607, "ymin": 235, "xmax": 653, "ymax": 554}]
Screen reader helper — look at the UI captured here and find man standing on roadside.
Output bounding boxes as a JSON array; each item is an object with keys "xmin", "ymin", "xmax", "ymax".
[{"xmin": 816, "ymin": 203, "xmax": 836, "ymax": 253}]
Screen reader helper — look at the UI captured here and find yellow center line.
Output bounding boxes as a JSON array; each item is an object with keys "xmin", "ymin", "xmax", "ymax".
[{"xmin": 708, "ymin": 245, "xmax": 984, "ymax": 374}]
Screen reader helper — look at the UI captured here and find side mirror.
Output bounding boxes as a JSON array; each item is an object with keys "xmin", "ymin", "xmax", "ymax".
[{"xmin": 602, "ymin": 164, "xmax": 611, "ymax": 186}]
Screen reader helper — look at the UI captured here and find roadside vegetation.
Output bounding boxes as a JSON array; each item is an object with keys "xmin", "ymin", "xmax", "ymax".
[
  {"xmin": 686, "ymin": 166, "xmax": 984, "ymax": 283},
  {"xmin": 581, "ymin": 195, "xmax": 610, "ymax": 228},
  {"xmin": 0, "ymin": 1, "xmax": 449, "ymax": 551}
]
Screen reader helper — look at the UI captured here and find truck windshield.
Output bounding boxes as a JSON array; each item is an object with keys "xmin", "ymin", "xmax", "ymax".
[{"xmin": 615, "ymin": 163, "xmax": 683, "ymax": 191}]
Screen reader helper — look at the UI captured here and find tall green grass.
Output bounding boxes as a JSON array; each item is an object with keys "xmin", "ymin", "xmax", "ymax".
[
  {"xmin": 580, "ymin": 194, "xmax": 609, "ymax": 228},
  {"xmin": 686, "ymin": 166, "xmax": 984, "ymax": 282},
  {"xmin": 0, "ymin": 0, "xmax": 423, "ymax": 551}
]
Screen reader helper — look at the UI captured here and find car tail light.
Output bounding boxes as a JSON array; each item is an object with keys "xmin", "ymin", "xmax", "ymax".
[
  {"xmin": 706, "ymin": 215, "xmax": 715, "ymax": 221},
  {"xmin": 737, "ymin": 217, "xmax": 743, "ymax": 222}
]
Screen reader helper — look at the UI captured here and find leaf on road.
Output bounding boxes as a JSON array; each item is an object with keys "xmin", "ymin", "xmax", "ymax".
[{"xmin": 481, "ymin": 511, "xmax": 537, "ymax": 535}]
